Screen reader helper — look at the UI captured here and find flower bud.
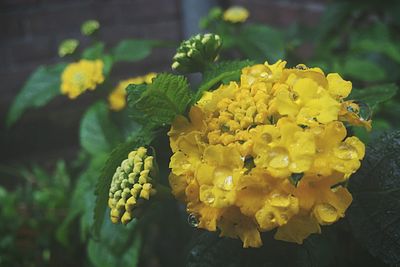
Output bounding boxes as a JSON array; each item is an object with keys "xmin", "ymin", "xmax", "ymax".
[
  {"xmin": 108, "ymin": 146, "xmax": 157, "ymax": 224},
  {"xmin": 172, "ymin": 34, "xmax": 222, "ymax": 73}
]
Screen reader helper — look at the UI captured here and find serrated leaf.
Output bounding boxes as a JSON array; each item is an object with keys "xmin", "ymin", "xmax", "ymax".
[
  {"xmin": 236, "ymin": 24, "xmax": 285, "ymax": 62},
  {"xmin": 82, "ymin": 42, "xmax": 105, "ymax": 60},
  {"xmin": 92, "ymin": 128, "xmax": 156, "ymax": 237},
  {"xmin": 6, "ymin": 63, "xmax": 67, "ymax": 127},
  {"xmin": 112, "ymin": 39, "xmax": 158, "ymax": 62},
  {"xmin": 348, "ymin": 83, "xmax": 398, "ymax": 110},
  {"xmin": 194, "ymin": 60, "xmax": 253, "ymax": 103},
  {"xmin": 80, "ymin": 101, "xmax": 122, "ymax": 155},
  {"xmin": 127, "ymin": 73, "xmax": 192, "ymax": 127},
  {"xmin": 341, "ymin": 58, "xmax": 386, "ymax": 82},
  {"xmin": 348, "ymin": 131, "xmax": 400, "ymax": 266}
]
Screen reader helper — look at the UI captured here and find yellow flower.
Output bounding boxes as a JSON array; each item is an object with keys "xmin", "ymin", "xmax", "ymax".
[
  {"xmin": 223, "ymin": 6, "xmax": 249, "ymax": 23},
  {"xmin": 61, "ymin": 59, "xmax": 104, "ymax": 99},
  {"xmin": 108, "ymin": 72, "xmax": 157, "ymax": 111},
  {"xmin": 168, "ymin": 61, "xmax": 369, "ymax": 247}
]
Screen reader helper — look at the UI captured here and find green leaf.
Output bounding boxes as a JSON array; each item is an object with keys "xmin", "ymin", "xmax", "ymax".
[
  {"xmin": 194, "ymin": 60, "xmax": 253, "ymax": 103},
  {"xmin": 341, "ymin": 58, "xmax": 386, "ymax": 82},
  {"xmin": 88, "ymin": 218, "xmax": 141, "ymax": 267},
  {"xmin": 351, "ymin": 22, "xmax": 400, "ymax": 64},
  {"xmin": 112, "ymin": 39, "xmax": 158, "ymax": 62},
  {"xmin": 316, "ymin": 2, "xmax": 352, "ymax": 42},
  {"xmin": 102, "ymin": 54, "xmax": 113, "ymax": 76},
  {"xmin": 92, "ymin": 128, "xmax": 155, "ymax": 237},
  {"xmin": 56, "ymin": 154, "xmax": 107, "ymax": 245},
  {"xmin": 82, "ymin": 42, "xmax": 105, "ymax": 60},
  {"xmin": 348, "ymin": 131, "xmax": 400, "ymax": 266},
  {"xmin": 6, "ymin": 63, "xmax": 67, "ymax": 127},
  {"xmin": 186, "ymin": 232, "xmax": 242, "ymax": 267},
  {"xmin": 348, "ymin": 83, "xmax": 398, "ymax": 109},
  {"xmin": 80, "ymin": 101, "xmax": 122, "ymax": 155},
  {"xmin": 186, "ymin": 231, "xmax": 340, "ymax": 267},
  {"xmin": 127, "ymin": 73, "xmax": 191, "ymax": 127},
  {"xmin": 236, "ymin": 24, "xmax": 285, "ymax": 62}
]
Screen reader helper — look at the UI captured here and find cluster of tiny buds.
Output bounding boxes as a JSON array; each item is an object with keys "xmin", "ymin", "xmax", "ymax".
[
  {"xmin": 172, "ymin": 33, "xmax": 222, "ymax": 73},
  {"xmin": 108, "ymin": 147, "xmax": 157, "ymax": 225}
]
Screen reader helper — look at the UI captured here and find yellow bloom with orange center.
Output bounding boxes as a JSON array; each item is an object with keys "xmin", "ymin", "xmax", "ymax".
[
  {"xmin": 61, "ymin": 59, "xmax": 104, "ymax": 99},
  {"xmin": 223, "ymin": 6, "xmax": 249, "ymax": 23},
  {"xmin": 168, "ymin": 60, "xmax": 369, "ymax": 248},
  {"xmin": 108, "ymin": 73, "xmax": 157, "ymax": 111}
]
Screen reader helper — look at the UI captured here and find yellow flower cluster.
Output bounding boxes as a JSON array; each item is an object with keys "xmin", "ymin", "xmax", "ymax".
[
  {"xmin": 108, "ymin": 73, "xmax": 157, "ymax": 111},
  {"xmin": 223, "ymin": 6, "xmax": 249, "ymax": 23},
  {"xmin": 61, "ymin": 59, "xmax": 104, "ymax": 99},
  {"xmin": 168, "ymin": 61, "xmax": 369, "ymax": 247},
  {"xmin": 108, "ymin": 147, "xmax": 156, "ymax": 225}
]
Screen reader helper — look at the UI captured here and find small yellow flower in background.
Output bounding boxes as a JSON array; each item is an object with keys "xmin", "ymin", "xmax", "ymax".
[
  {"xmin": 168, "ymin": 61, "xmax": 369, "ymax": 248},
  {"xmin": 61, "ymin": 59, "xmax": 104, "ymax": 99},
  {"xmin": 223, "ymin": 6, "xmax": 249, "ymax": 23},
  {"xmin": 108, "ymin": 147, "xmax": 157, "ymax": 225},
  {"xmin": 108, "ymin": 72, "xmax": 156, "ymax": 111}
]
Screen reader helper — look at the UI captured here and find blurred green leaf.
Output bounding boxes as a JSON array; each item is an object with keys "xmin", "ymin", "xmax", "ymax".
[
  {"xmin": 56, "ymin": 155, "xmax": 107, "ymax": 245},
  {"xmin": 112, "ymin": 39, "xmax": 159, "ymax": 62},
  {"xmin": 102, "ymin": 54, "xmax": 113, "ymax": 76},
  {"xmin": 341, "ymin": 58, "xmax": 386, "ymax": 82},
  {"xmin": 236, "ymin": 24, "xmax": 285, "ymax": 62},
  {"xmin": 316, "ymin": 2, "xmax": 352, "ymax": 42},
  {"xmin": 93, "ymin": 129, "xmax": 155, "ymax": 237},
  {"xmin": 82, "ymin": 42, "xmax": 105, "ymax": 60},
  {"xmin": 194, "ymin": 60, "xmax": 253, "ymax": 103},
  {"xmin": 351, "ymin": 22, "xmax": 400, "ymax": 64},
  {"xmin": 88, "ymin": 218, "xmax": 141, "ymax": 267},
  {"xmin": 6, "ymin": 63, "xmax": 67, "ymax": 127},
  {"xmin": 127, "ymin": 73, "xmax": 191, "ymax": 128},
  {"xmin": 80, "ymin": 101, "xmax": 122, "ymax": 156},
  {"xmin": 349, "ymin": 83, "xmax": 398, "ymax": 109},
  {"xmin": 348, "ymin": 130, "xmax": 400, "ymax": 266}
]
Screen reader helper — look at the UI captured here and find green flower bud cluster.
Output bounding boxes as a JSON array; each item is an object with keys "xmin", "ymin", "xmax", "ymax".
[
  {"xmin": 58, "ymin": 39, "xmax": 79, "ymax": 57},
  {"xmin": 172, "ymin": 33, "xmax": 222, "ymax": 73},
  {"xmin": 108, "ymin": 147, "xmax": 156, "ymax": 225},
  {"xmin": 81, "ymin": 20, "xmax": 100, "ymax": 36}
]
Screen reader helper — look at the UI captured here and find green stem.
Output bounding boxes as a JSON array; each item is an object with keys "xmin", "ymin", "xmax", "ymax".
[{"xmin": 154, "ymin": 183, "xmax": 173, "ymax": 200}]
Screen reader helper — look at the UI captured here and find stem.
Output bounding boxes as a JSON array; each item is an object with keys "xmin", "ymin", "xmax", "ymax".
[{"xmin": 154, "ymin": 183, "xmax": 174, "ymax": 200}]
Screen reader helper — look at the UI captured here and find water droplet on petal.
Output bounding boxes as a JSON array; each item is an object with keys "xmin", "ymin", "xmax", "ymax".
[
  {"xmin": 354, "ymin": 101, "xmax": 372, "ymax": 121},
  {"xmin": 187, "ymin": 213, "xmax": 199, "ymax": 227},
  {"xmin": 223, "ymin": 175, "xmax": 233, "ymax": 190},
  {"xmin": 295, "ymin": 64, "xmax": 308, "ymax": 70}
]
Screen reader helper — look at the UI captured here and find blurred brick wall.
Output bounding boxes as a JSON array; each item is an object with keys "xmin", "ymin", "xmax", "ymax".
[
  {"xmin": 232, "ymin": 0, "xmax": 326, "ymax": 27},
  {"xmin": 0, "ymin": 0, "xmax": 327, "ymax": 165},
  {"xmin": 0, "ymin": 0, "xmax": 182, "ymax": 165}
]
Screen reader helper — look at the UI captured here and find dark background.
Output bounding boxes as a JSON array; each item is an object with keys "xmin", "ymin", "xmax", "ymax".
[{"xmin": 0, "ymin": 0, "xmax": 326, "ymax": 166}]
